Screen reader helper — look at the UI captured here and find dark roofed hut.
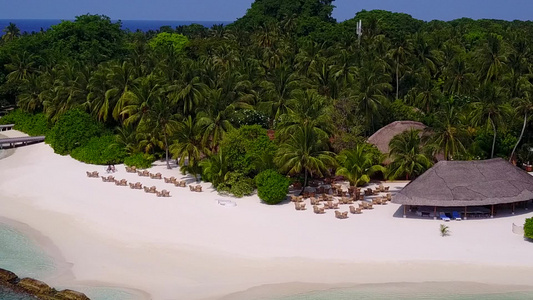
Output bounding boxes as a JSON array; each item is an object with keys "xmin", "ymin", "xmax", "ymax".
[
  {"xmin": 392, "ymin": 158, "xmax": 533, "ymax": 219},
  {"xmin": 368, "ymin": 121, "xmax": 427, "ymax": 154},
  {"xmin": 367, "ymin": 121, "xmax": 427, "ymax": 164}
]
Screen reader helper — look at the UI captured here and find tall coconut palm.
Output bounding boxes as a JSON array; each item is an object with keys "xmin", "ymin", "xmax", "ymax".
[
  {"xmin": 354, "ymin": 60, "xmax": 392, "ymax": 133},
  {"xmin": 470, "ymin": 82, "xmax": 512, "ymax": 158},
  {"xmin": 275, "ymin": 124, "xmax": 336, "ymax": 191},
  {"xmin": 427, "ymin": 101, "xmax": 468, "ymax": 160},
  {"xmin": 143, "ymin": 96, "xmax": 179, "ymax": 169},
  {"xmin": 336, "ymin": 144, "xmax": 385, "ymax": 187},
  {"xmin": 509, "ymin": 79, "xmax": 533, "ymax": 161},
  {"xmin": 277, "ymin": 89, "xmax": 332, "ymax": 141},
  {"xmin": 258, "ymin": 65, "xmax": 300, "ymax": 126},
  {"xmin": 387, "ymin": 129, "xmax": 433, "ymax": 180},
  {"xmin": 477, "ymin": 33, "xmax": 508, "ymax": 83},
  {"xmin": 170, "ymin": 115, "xmax": 205, "ymax": 179},
  {"xmin": 1, "ymin": 22, "xmax": 20, "ymax": 42}
]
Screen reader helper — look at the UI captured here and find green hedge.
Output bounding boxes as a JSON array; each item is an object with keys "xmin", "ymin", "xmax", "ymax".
[
  {"xmin": 525, "ymin": 217, "xmax": 533, "ymax": 240},
  {"xmin": 255, "ymin": 169, "xmax": 290, "ymax": 205},
  {"xmin": 0, "ymin": 110, "xmax": 51, "ymax": 136},
  {"xmin": 70, "ymin": 135, "xmax": 126, "ymax": 165},
  {"xmin": 45, "ymin": 109, "xmax": 104, "ymax": 155},
  {"xmin": 218, "ymin": 172, "xmax": 255, "ymax": 198},
  {"xmin": 123, "ymin": 152, "xmax": 155, "ymax": 169}
]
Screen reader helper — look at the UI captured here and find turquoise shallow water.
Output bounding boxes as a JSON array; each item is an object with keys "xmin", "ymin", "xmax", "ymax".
[
  {"xmin": 0, "ymin": 222, "xmax": 145, "ymax": 300},
  {"xmin": 267, "ymin": 284, "xmax": 533, "ymax": 300}
]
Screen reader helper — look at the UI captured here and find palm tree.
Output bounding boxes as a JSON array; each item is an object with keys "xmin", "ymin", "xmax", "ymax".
[
  {"xmin": 5, "ymin": 51, "xmax": 37, "ymax": 82},
  {"xmin": 387, "ymin": 129, "xmax": 432, "ymax": 180},
  {"xmin": 470, "ymin": 82, "xmax": 512, "ymax": 158},
  {"xmin": 258, "ymin": 65, "xmax": 300, "ymax": 126},
  {"xmin": 1, "ymin": 22, "xmax": 20, "ymax": 42},
  {"xmin": 275, "ymin": 124, "xmax": 336, "ymax": 191},
  {"xmin": 277, "ymin": 89, "xmax": 332, "ymax": 141},
  {"xmin": 427, "ymin": 100, "xmax": 468, "ymax": 160},
  {"xmin": 354, "ymin": 60, "xmax": 392, "ymax": 133},
  {"xmin": 336, "ymin": 144, "xmax": 385, "ymax": 187},
  {"xmin": 170, "ymin": 115, "xmax": 205, "ymax": 180},
  {"xmin": 139, "ymin": 96, "xmax": 179, "ymax": 169},
  {"xmin": 200, "ymin": 150, "xmax": 229, "ymax": 187},
  {"xmin": 509, "ymin": 80, "xmax": 533, "ymax": 162},
  {"xmin": 477, "ymin": 33, "xmax": 508, "ymax": 83},
  {"xmin": 196, "ymin": 87, "xmax": 235, "ymax": 151},
  {"xmin": 387, "ymin": 40, "xmax": 410, "ymax": 99}
]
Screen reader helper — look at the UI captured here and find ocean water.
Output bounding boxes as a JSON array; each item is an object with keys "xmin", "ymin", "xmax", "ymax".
[
  {"xmin": 0, "ymin": 19, "xmax": 229, "ymax": 35},
  {"xmin": 0, "ymin": 222, "xmax": 145, "ymax": 300},
  {"xmin": 268, "ymin": 285, "xmax": 533, "ymax": 300}
]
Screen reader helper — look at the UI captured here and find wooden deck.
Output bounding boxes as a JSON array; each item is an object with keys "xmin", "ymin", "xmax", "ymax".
[
  {"xmin": 0, "ymin": 136, "xmax": 45, "ymax": 148},
  {"xmin": 0, "ymin": 124, "xmax": 15, "ymax": 131}
]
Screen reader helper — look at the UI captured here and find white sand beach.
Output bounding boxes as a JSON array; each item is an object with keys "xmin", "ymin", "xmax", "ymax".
[{"xmin": 1, "ymin": 129, "xmax": 533, "ymax": 300}]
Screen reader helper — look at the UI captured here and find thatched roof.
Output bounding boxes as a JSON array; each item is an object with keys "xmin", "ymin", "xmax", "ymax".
[
  {"xmin": 392, "ymin": 158, "xmax": 533, "ymax": 207},
  {"xmin": 368, "ymin": 121, "xmax": 427, "ymax": 154}
]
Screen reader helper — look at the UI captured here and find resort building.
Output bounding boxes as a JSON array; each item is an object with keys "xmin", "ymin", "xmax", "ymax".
[{"xmin": 392, "ymin": 158, "xmax": 533, "ymax": 220}]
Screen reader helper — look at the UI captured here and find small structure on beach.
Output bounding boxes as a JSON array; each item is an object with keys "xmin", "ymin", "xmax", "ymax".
[
  {"xmin": 368, "ymin": 121, "xmax": 427, "ymax": 164},
  {"xmin": 392, "ymin": 158, "xmax": 533, "ymax": 219}
]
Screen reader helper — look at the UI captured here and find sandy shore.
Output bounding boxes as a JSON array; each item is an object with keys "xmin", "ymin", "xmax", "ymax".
[{"xmin": 1, "ymin": 129, "xmax": 533, "ymax": 300}]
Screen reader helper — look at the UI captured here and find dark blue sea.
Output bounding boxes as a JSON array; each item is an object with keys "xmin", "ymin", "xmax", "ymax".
[{"xmin": 0, "ymin": 19, "xmax": 228, "ymax": 36}]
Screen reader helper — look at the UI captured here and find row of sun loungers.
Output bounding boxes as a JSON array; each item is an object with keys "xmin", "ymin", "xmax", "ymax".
[{"xmin": 86, "ymin": 170, "xmax": 171, "ymax": 197}]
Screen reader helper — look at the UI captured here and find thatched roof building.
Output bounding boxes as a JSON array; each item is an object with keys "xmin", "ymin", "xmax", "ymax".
[
  {"xmin": 368, "ymin": 121, "xmax": 427, "ymax": 154},
  {"xmin": 392, "ymin": 158, "xmax": 533, "ymax": 207}
]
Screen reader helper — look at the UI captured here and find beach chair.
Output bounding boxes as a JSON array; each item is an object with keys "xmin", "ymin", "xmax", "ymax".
[
  {"xmin": 86, "ymin": 171, "xmax": 93, "ymax": 177},
  {"xmin": 440, "ymin": 212, "xmax": 451, "ymax": 222},
  {"xmin": 195, "ymin": 185, "xmax": 202, "ymax": 192},
  {"xmin": 313, "ymin": 205, "xmax": 325, "ymax": 214},
  {"xmin": 162, "ymin": 190, "xmax": 170, "ymax": 197},
  {"xmin": 143, "ymin": 186, "xmax": 150, "ymax": 193},
  {"xmin": 335, "ymin": 210, "xmax": 348, "ymax": 219},
  {"xmin": 129, "ymin": 183, "xmax": 136, "ymax": 189},
  {"xmin": 349, "ymin": 205, "xmax": 357, "ymax": 214},
  {"xmin": 164, "ymin": 177, "xmax": 172, "ymax": 183},
  {"xmin": 179, "ymin": 181, "xmax": 186, "ymax": 187},
  {"xmin": 189, "ymin": 185, "xmax": 195, "ymax": 191},
  {"xmin": 452, "ymin": 211, "xmax": 462, "ymax": 221}
]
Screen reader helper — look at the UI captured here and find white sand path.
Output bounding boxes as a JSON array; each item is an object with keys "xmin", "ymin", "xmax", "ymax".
[{"xmin": 1, "ymin": 129, "xmax": 533, "ymax": 299}]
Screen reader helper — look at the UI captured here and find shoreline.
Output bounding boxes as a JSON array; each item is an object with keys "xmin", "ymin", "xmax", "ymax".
[{"xmin": 1, "ymin": 129, "xmax": 533, "ymax": 299}]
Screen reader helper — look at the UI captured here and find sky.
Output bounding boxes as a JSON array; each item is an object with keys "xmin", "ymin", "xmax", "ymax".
[{"xmin": 1, "ymin": 0, "xmax": 533, "ymax": 22}]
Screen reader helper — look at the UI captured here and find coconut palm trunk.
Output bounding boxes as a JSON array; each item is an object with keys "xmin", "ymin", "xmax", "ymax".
[
  {"xmin": 164, "ymin": 133, "xmax": 171, "ymax": 169},
  {"xmin": 490, "ymin": 117, "xmax": 497, "ymax": 159},
  {"xmin": 510, "ymin": 112, "xmax": 527, "ymax": 162}
]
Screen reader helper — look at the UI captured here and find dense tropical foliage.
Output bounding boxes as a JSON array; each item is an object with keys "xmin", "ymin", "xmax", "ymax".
[{"xmin": 2, "ymin": 1, "xmax": 533, "ymax": 198}]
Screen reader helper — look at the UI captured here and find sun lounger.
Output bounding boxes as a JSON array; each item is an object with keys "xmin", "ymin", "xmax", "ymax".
[
  {"xmin": 134, "ymin": 182, "xmax": 143, "ymax": 189},
  {"xmin": 144, "ymin": 186, "xmax": 150, "ymax": 193},
  {"xmin": 164, "ymin": 177, "xmax": 172, "ymax": 183},
  {"xmin": 86, "ymin": 171, "xmax": 99, "ymax": 178},
  {"xmin": 189, "ymin": 185, "xmax": 195, "ymax": 191},
  {"xmin": 440, "ymin": 212, "xmax": 451, "ymax": 222},
  {"xmin": 295, "ymin": 202, "xmax": 306, "ymax": 211},
  {"xmin": 179, "ymin": 181, "xmax": 186, "ymax": 187},
  {"xmin": 452, "ymin": 211, "xmax": 462, "ymax": 221},
  {"xmin": 138, "ymin": 170, "xmax": 149, "ymax": 177},
  {"xmin": 313, "ymin": 205, "xmax": 325, "ymax": 214},
  {"xmin": 125, "ymin": 166, "xmax": 137, "ymax": 173},
  {"xmin": 195, "ymin": 185, "xmax": 202, "ymax": 192},
  {"xmin": 335, "ymin": 210, "xmax": 348, "ymax": 219},
  {"xmin": 150, "ymin": 172, "xmax": 162, "ymax": 179}
]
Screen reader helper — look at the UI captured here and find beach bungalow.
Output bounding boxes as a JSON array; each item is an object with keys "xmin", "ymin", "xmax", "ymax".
[
  {"xmin": 392, "ymin": 158, "xmax": 533, "ymax": 219},
  {"xmin": 367, "ymin": 121, "xmax": 427, "ymax": 164}
]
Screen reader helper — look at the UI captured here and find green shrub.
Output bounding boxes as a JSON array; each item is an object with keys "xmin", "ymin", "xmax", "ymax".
[
  {"xmin": 0, "ymin": 110, "xmax": 51, "ymax": 136},
  {"xmin": 255, "ymin": 169, "xmax": 290, "ymax": 205},
  {"xmin": 525, "ymin": 217, "xmax": 533, "ymax": 240},
  {"xmin": 220, "ymin": 125, "xmax": 277, "ymax": 177},
  {"xmin": 124, "ymin": 152, "xmax": 155, "ymax": 169},
  {"xmin": 46, "ymin": 109, "xmax": 103, "ymax": 155},
  {"xmin": 70, "ymin": 135, "xmax": 126, "ymax": 165},
  {"xmin": 218, "ymin": 172, "xmax": 255, "ymax": 198}
]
